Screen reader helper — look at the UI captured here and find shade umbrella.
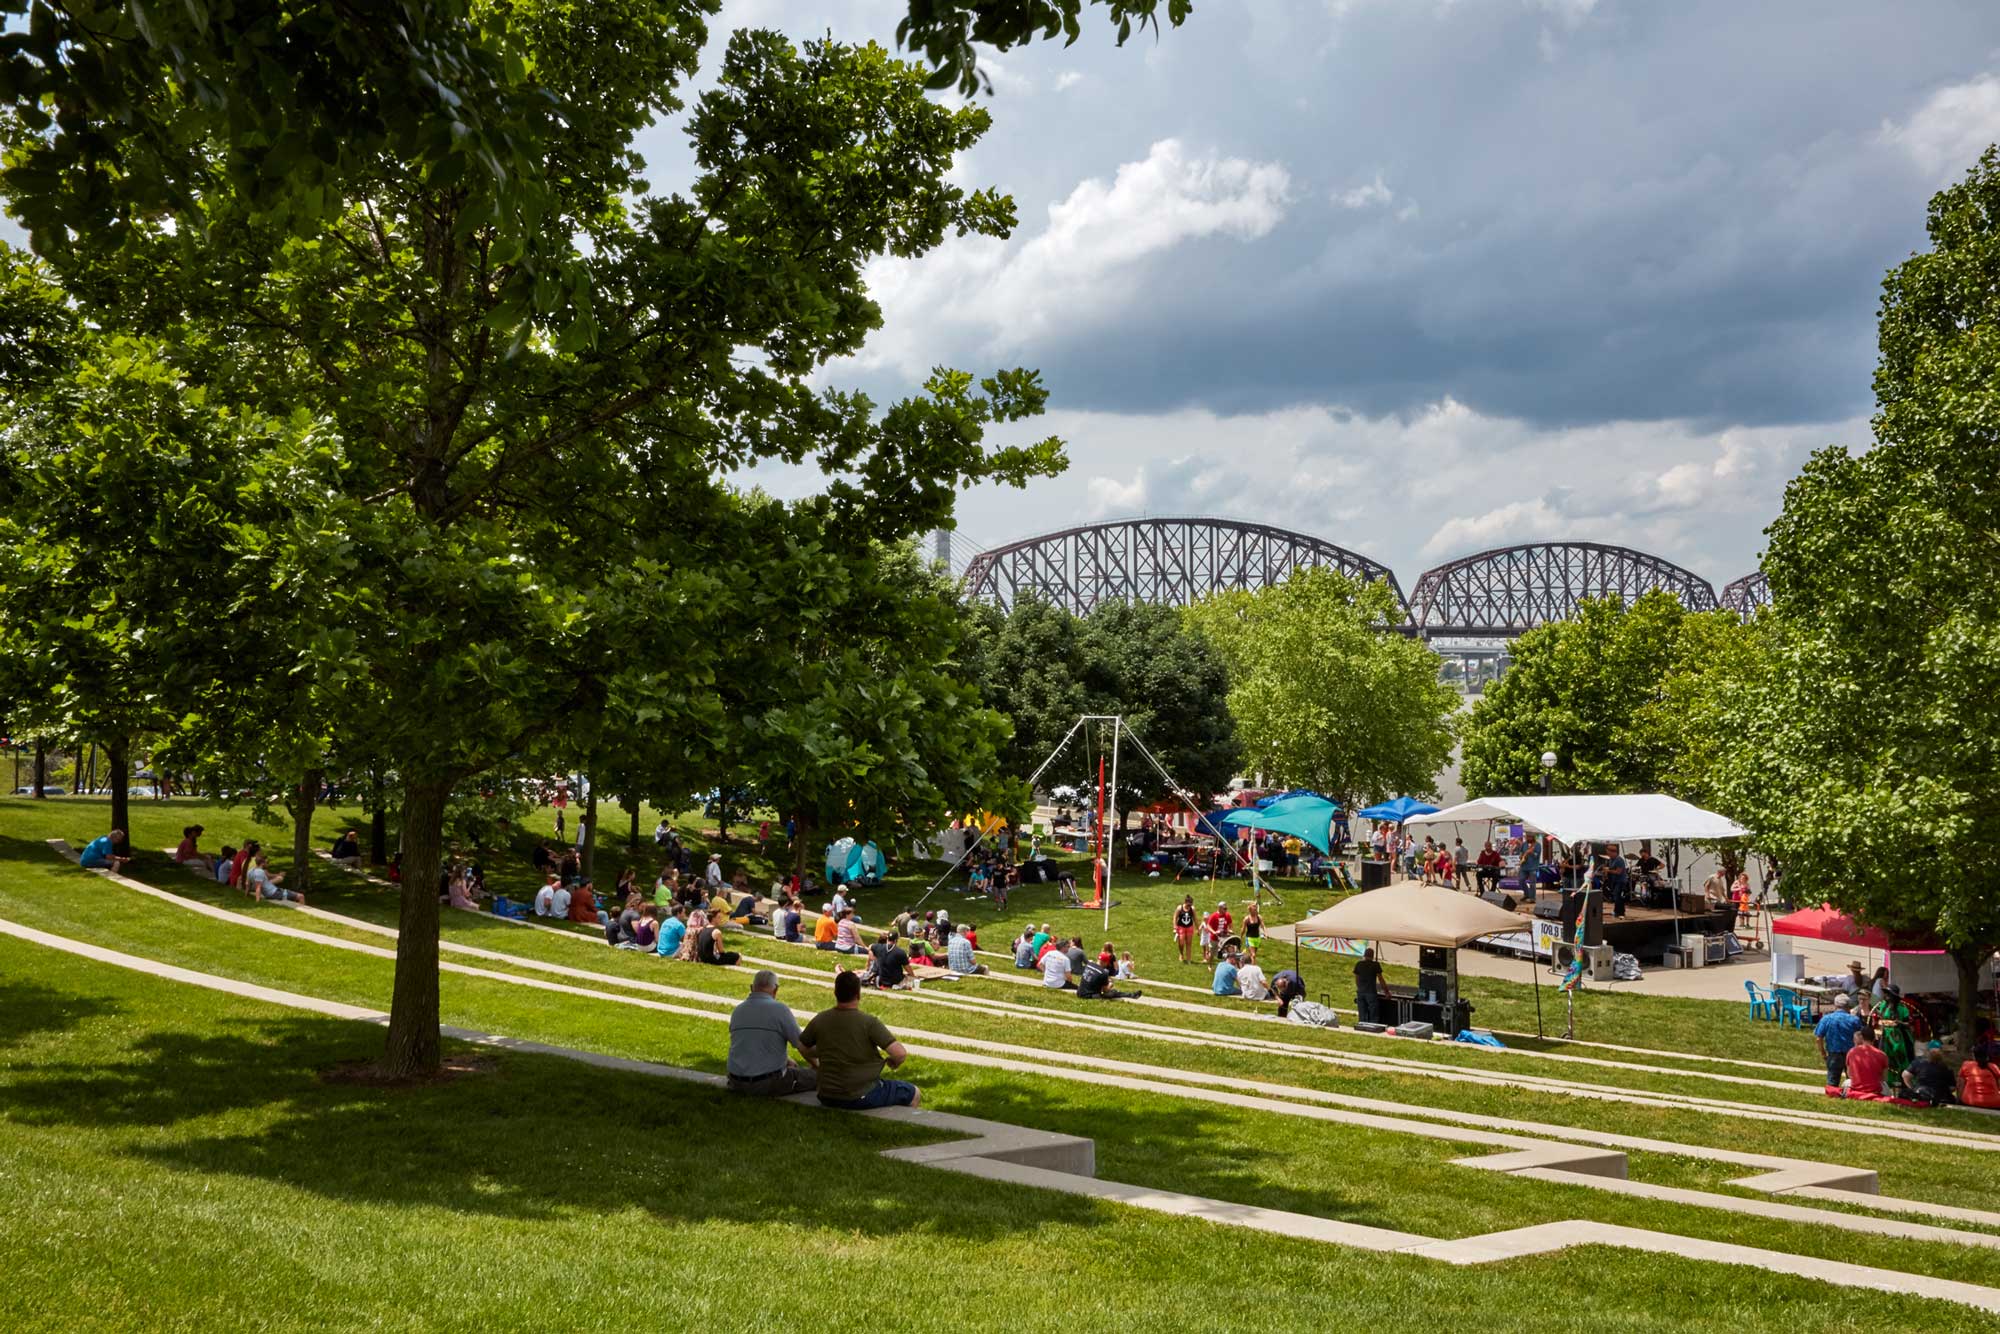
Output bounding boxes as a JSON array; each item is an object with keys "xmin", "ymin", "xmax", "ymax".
[
  {"xmin": 1223, "ymin": 798, "xmax": 1336, "ymax": 853},
  {"xmin": 1256, "ymin": 788, "xmax": 1335, "ymax": 809},
  {"xmin": 1357, "ymin": 796, "xmax": 1439, "ymax": 823}
]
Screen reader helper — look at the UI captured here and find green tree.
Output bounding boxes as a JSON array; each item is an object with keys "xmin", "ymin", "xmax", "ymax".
[
  {"xmin": 1460, "ymin": 590, "xmax": 1699, "ymax": 797},
  {"xmin": 1185, "ymin": 567, "xmax": 1455, "ymax": 809},
  {"xmin": 968, "ymin": 595, "xmax": 1091, "ymax": 781},
  {"xmin": 1078, "ymin": 600, "xmax": 1238, "ymax": 812},
  {"xmin": 8, "ymin": 23, "xmax": 1066, "ymax": 1078},
  {"xmin": 1724, "ymin": 149, "xmax": 2000, "ymax": 1056}
]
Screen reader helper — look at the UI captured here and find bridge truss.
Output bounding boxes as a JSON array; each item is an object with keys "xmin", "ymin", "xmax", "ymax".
[
  {"xmin": 958, "ymin": 517, "xmax": 1406, "ymax": 615},
  {"xmin": 1406, "ymin": 542, "xmax": 1720, "ymax": 637},
  {"xmin": 1719, "ymin": 571, "xmax": 1769, "ymax": 617}
]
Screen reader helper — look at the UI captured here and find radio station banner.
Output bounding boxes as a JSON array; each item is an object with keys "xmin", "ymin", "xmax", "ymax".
[{"xmin": 1486, "ymin": 918, "xmax": 1565, "ymax": 960}]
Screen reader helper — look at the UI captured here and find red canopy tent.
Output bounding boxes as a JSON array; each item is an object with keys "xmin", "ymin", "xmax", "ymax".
[{"xmin": 1771, "ymin": 905, "xmax": 1940, "ymax": 952}]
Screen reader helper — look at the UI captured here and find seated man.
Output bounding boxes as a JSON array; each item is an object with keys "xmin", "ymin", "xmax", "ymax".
[
  {"xmin": 1474, "ymin": 842, "xmax": 1502, "ymax": 889},
  {"xmin": 1040, "ymin": 941, "xmax": 1074, "ymax": 990},
  {"xmin": 813, "ymin": 904, "xmax": 839, "ymax": 950},
  {"xmin": 328, "ymin": 829, "xmax": 362, "ymax": 869},
  {"xmin": 1212, "ymin": 948, "xmax": 1241, "ymax": 997},
  {"xmin": 695, "ymin": 919, "xmax": 740, "ymax": 967},
  {"xmin": 1236, "ymin": 950, "xmax": 1269, "ymax": 1001},
  {"xmin": 773, "ymin": 897, "xmax": 803, "ymax": 943},
  {"xmin": 1076, "ymin": 954, "xmax": 1140, "ymax": 1001},
  {"xmin": 945, "ymin": 927, "xmax": 986, "ymax": 975},
  {"xmin": 868, "ymin": 932, "xmax": 910, "ymax": 990},
  {"xmin": 78, "ymin": 828, "xmax": 131, "ymax": 872},
  {"xmin": 725, "ymin": 971, "xmax": 817, "ymax": 1097},
  {"xmin": 731, "ymin": 891, "xmax": 766, "ymax": 927},
  {"xmin": 801, "ymin": 970, "xmax": 919, "ymax": 1110},
  {"xmin": 533, "ymin": 874, "xmax": 564, "ymax": 917},
  {"xmin": 247, "ymin": 854, "xmax": 304, "ymax": 905},
  {"xmin": 655, "ymin": 905, "xmax": 688, "ymax": 958},
  {"xmin": 1842, "ymin": 1025, "xmax": 1888, "ymax": 1098},
  {"xmin": 1013, "ymin": 931, "xmax": 1037, "ymax": 969},
  {"xmin": 1901, "ymin": 1041, "xmax": 1957, "ymax": 1106}
]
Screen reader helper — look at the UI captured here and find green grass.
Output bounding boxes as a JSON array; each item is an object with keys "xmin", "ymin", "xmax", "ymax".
[{"xmin": 8, "ymin": 799, "xmax": 2000, "ymax": 1328}]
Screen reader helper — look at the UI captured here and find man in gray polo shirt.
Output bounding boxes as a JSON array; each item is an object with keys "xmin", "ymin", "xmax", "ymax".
[{"xmin": 726, "ymin": 971, "xmax": 818, "ymax": 1096}]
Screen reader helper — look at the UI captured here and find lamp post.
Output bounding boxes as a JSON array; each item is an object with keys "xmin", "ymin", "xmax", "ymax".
[{"xmin": 1540, "ymin": 750, "xmax": 1556, "ymax": 795}]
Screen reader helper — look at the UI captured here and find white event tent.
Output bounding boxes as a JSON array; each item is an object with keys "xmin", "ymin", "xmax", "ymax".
[{"xmin": 1404, "ymin": 794, "xmax": 1746, "ymax": 846}]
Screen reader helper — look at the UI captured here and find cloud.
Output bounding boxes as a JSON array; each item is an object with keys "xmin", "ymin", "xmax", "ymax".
[
  {"xmin": 1054, "ymin": 70, "xmax": 1086, "ymax": 92},
  {"xmin": 1879, "ymin": 73, "xmax": 2000, "ymax": 180},
  {"xmin": 854, "ymin": 138, "xmax": 1291, "ymax": 375},
  {"xmin": 1334, "ymin": 173, "xmax": 1395, "ymax": 209}
]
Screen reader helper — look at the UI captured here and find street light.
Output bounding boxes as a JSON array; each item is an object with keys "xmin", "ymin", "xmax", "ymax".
[{"xmin": 1540, "ymin": 750, "xmax": 1557, "ymax": 795}]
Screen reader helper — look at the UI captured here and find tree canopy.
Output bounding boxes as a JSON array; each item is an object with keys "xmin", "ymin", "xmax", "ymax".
[
  {"xmin": 1720, "ymin": 148, "xmax": 2000, "ymax": 1053},
  {"xmin": 1183, "ymin": 568, "xmax": 1455, "ymax": 809}
]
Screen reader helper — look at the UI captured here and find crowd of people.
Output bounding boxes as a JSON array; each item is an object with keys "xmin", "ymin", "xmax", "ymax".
[{"xmin": 1812, "ymin": 965, "xmax": 2000, "ymax": 1108}]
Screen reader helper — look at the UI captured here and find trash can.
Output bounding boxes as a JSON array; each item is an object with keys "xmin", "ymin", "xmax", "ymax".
[{"xmin": 1360, "ymin": 858, "xmax": 1391, "ymax": 890}]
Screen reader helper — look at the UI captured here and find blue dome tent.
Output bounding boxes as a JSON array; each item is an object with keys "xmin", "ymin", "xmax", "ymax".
[{"xmin": 823, "ymin": 837, "xmax": 886, "ymax": 887}]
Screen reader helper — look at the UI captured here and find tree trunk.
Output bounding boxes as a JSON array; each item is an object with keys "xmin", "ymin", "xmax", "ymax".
[
  {"xmin": 628, "ymin": 798, "xmax": 640, "ymax": 850},
  {"xmin": 106, "ymin": 736, "xmax": 129, "ymax": 837},
  {"xmin": 581, "ymin": 779, "xmax": 598, "ymax": 880},
  {"xmin": 792, "ymin": 811, "xmax": 811, "ymax": 880},
  {"xmin": 32, "ymin": 739, "xmax": 45, "ymax": 798},
  {"xmin": 1952, "ymin": 946, "xmax": 1991, "ymax": 1061},
  {"xmin": 381, "ymin": 777, "xmax": 449, "ymax": 1078},
  {"xmin": 370, "ymin": 769, "xmax": 389, "ymax": 866},
  {"xmin": 291, "ymin": 768, "xmax": 321, "ymax": 891},
  {"xmin": 716, "ymin": 789, "xmax": 731, "ymax": 843}
]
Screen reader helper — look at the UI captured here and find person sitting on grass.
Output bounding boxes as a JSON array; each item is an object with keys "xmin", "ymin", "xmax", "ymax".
[
  {"xmin": 813, "ymin": 903, "xmax": 839, "ymax": 949},
  {"xmin": 1013, "ymin": 930, "xmax": 1037, "ymax": 969},
  {"xmin": 832, "ymin": 907, "xmax": 865, "ymax": 956},
  {"xmin": 621, "ymin": 905, "xmax": 659, "ymax": 952},
  {"xmin": 1236, "ymin": 948, "xmax": 1269, "ymax": 1001},
  {"xmin": 1901, "ymin": 1041, "xmax": 1957, "ymax": 1106},
  {"xmin": 1040, "ymin": 940, "xmax": 1075, "ymax": 989},
  {"xmin": 447, "ymin": 867, "xmax": 482, "ymax": 911},
  {"xmin": 533, "ymin": 874, "xmax": 565, "ymax": 918},
  {"xmin": 531, "ymin": 839, "xmax": 554, "ymax": 877},
  {"xmin": 1116, "ymin": 951, "xmax": 1136, "ymax": 981},
  {"xmin": 1077, "ymin": 952, "xmax": 1140, "ymax": 1001},
  {"xmin": 1959, "ymin": 1049, "xmax": 2000, "ymax": 1110},
  {"xmin": 695, "ymin": 916, "xmax": 740, "ymax": 967},
  {"xmin": 173, "ymin": 825, "xmax": 215, "ymax": 876},
  {"xmin": 1030, "ymin": 922, "xmax": 1052, "ymax": 958},
  {"xmin": 1064, "ymin": 937, "xmax": 1088, "ymax": 978},
  {"xmin": 1212, "ymin": 946, "xmax": 1242, "ymax": 997},
  {"xmin": 869, "ymin": 931, "xmax": 912, "ymax": 989},
  {"xmin": 772, "ymin": 895, "xmax": 803, "ymax": 943},
  {"xmin": 946, "ymin": 925, "xmax": 986, "ymax": 975},
  {"xmin": 605, "ymin": 892, "xmax": 643, "ymax": 947},
  {"xmin": 79, "ymin": 828, "xmax": 132, "ymax": 872},
  {"xmin": 803, "ymin": 969, "xmax": 919, "ymax": 1110},
  {"xmin": 567, "ymin": 879, "xmax": 599, "ymax": 926},
  {"xmin": 212, "ymin": 845, "xmax": 237, "ymax": 885},
  {"xmin": 227, "ymin": 841, "xmax": 259, "ymax": 890},
  {"xmin": 247, "ymin": 853, "xmax": 303, "ymax": 905},
  {"xmin": 726, "ymin": 971, "xmax": 817, "ymax": 1097},
  {"xmin": 328, "ymin": 829, "xmax": 362, "ymax": 870},
  {"xmin": 656, "ymin": 904, "xmax": 688, "ymax": 959},
  {"xmin": 1842, "ymin": 1025, "xmax": 1888, "ymax": 1099},
  {"xmin": 1271, "ymin": 968, "xmax": 1306, "ymax": 1016}
]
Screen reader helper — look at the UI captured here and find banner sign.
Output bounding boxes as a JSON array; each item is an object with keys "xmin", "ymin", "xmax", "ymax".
[
  {"xmin": 1486, "ymin": 918, "xmax": 1565, "ymax": 960},
  {"xmin": 1298, "ymin": 935, "xmax": 1368, "ymax": 958}
]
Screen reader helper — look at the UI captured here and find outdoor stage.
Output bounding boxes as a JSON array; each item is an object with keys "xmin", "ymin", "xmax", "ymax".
[{"xmin": 1469, "ymin": 898, "xmax": 1740, "ymax": 964}]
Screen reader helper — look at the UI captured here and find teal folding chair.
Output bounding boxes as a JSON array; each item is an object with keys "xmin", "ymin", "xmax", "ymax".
[
  {"xmin": 1743, "ymin": 980, "xmax": 1776, "ymax": 1022},
  {"xmin": 1773, "ymin": 987, "xmax": 1814, "ymax": 1029}
]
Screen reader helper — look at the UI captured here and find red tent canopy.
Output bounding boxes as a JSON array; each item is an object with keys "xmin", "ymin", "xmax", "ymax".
[{"xmin": 1771, "ymin": 905, "xmax": 1940, "ymax": 951}]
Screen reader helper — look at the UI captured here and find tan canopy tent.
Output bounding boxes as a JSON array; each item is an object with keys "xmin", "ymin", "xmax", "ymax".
[
  {"xmin": 1266, "ymin": 882, "xmax": 1526, "ymax": 949},
  {"xmin": 1264, "ymin": 882, "xmax": 1553, "ymax": 1037}
]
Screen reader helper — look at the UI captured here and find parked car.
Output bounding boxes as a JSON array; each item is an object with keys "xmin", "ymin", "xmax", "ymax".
[{"xmin": 13, "ymin": 785, "xmax": 68, "ymax": 795}]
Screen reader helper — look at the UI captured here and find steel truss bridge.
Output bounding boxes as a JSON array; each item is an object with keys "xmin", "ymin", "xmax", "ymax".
[{"xmin": 960, "ymin": 516, "xmax": 1764, "ymax": 641}]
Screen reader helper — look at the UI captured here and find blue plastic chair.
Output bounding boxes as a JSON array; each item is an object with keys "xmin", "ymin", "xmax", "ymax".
[
  {"xmin": 1743, "ymin": 980, "xmax": 1776, "ymax": 1022},
  {"xmin": 1773, "ymin": 986, "xmax": 1814, "ymax": 1030}
]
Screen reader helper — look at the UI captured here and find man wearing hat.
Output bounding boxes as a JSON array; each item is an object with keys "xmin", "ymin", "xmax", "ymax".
[
  {"xmin": 705, "ymin": 851, "xmax": 725, "ymax": 891},
  {"xmin": 1812, "ymin": 993, "xmax": 1863, "ymax": 1090}
]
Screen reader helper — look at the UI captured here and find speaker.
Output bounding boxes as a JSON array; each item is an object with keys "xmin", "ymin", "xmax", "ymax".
[
  {"xmin": 1394, "ymin": 1021, "xmax": 1435, "ymax": 1040},
  {"xmin": 1533, "ymin": 899, "xmax": 1563, "ymax": 921},
  {"xmin": 1481, "ymin": 890, "xmax": 1517, "ymax": 912}
]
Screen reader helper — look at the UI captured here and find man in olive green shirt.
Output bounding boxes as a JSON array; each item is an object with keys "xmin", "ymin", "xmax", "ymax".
[{"xmin": 800, "ymin": 969, "xmax": 920, "ymax": 1110}]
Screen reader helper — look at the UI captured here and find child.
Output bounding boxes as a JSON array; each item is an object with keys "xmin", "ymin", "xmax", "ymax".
[{"xmin": 1116, "ymin": 951, "xmax": 1136, "ymax": 981}]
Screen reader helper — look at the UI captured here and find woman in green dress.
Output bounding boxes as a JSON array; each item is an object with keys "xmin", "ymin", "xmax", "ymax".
[{"xmin": 1876, "ymin": 984, "xmax": 1915, "ymax": 1084}]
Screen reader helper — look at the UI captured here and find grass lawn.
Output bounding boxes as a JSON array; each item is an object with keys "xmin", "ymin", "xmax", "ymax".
[{"xmin": 9, "ymin": 796, "xmax": 2000, "ymax": 1327}]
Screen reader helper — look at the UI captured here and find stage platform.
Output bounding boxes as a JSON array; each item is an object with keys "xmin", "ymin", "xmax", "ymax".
[{"xmin": 1474, "ymin": 898, "xmax": 1738, "ymax": 963}]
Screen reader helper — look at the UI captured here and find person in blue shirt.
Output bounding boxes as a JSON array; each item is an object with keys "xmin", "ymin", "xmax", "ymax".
[
  {"xmin": 1212, "ymin": 948, "xmax": 1241, "ymax": 996},
  {"xmin": 78, "ymin": 829, "xmax": 130, "ymax": 872},
  {"xmin": 1813, "ymin": 993, "xmax": 1864, "ymax": 1088},
  {"xmin": 655, "ymin": 905, "xmax": 689, "ymax": 959}
]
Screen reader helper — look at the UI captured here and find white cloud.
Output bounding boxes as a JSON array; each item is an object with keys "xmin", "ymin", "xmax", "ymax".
[
  {"xmin": 1334, "ymin": 173, "xmax": 1395, "ymax": 209},
  {"xmin": 854, "ymin": 139, "xmax": 1292, "ymax": 375},
  {"xmin": 1879, "ymin": 73, "xmax": 2000, "ymax": 180},
  {"xmin": 1054, "ymin": 70, "xmax": 1086, "ymax": 92}
]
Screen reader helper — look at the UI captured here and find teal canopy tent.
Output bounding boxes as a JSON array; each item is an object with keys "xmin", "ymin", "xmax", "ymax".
[
  {"xmin": 823, "ymin": 838, "xmax": 886, "ymax": 886},
  {"xmin": 1221, "ymin": 796, "xmax": 1337, "ymax": 853}
]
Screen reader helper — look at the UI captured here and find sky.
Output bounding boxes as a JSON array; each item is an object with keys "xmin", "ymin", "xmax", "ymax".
[
  {"xmin": 685, "ymin": 0, "xmax": 2000, "ymax": 590},
  {"xmin": 11, "ymin": 1, "xmax": 1995, "ymax": 593}
]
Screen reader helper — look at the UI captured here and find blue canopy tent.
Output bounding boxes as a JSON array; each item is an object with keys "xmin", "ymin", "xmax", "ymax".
[{"xmin": 1357, "ymin": 796, "xmax": 1440, "ymax": 823}]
